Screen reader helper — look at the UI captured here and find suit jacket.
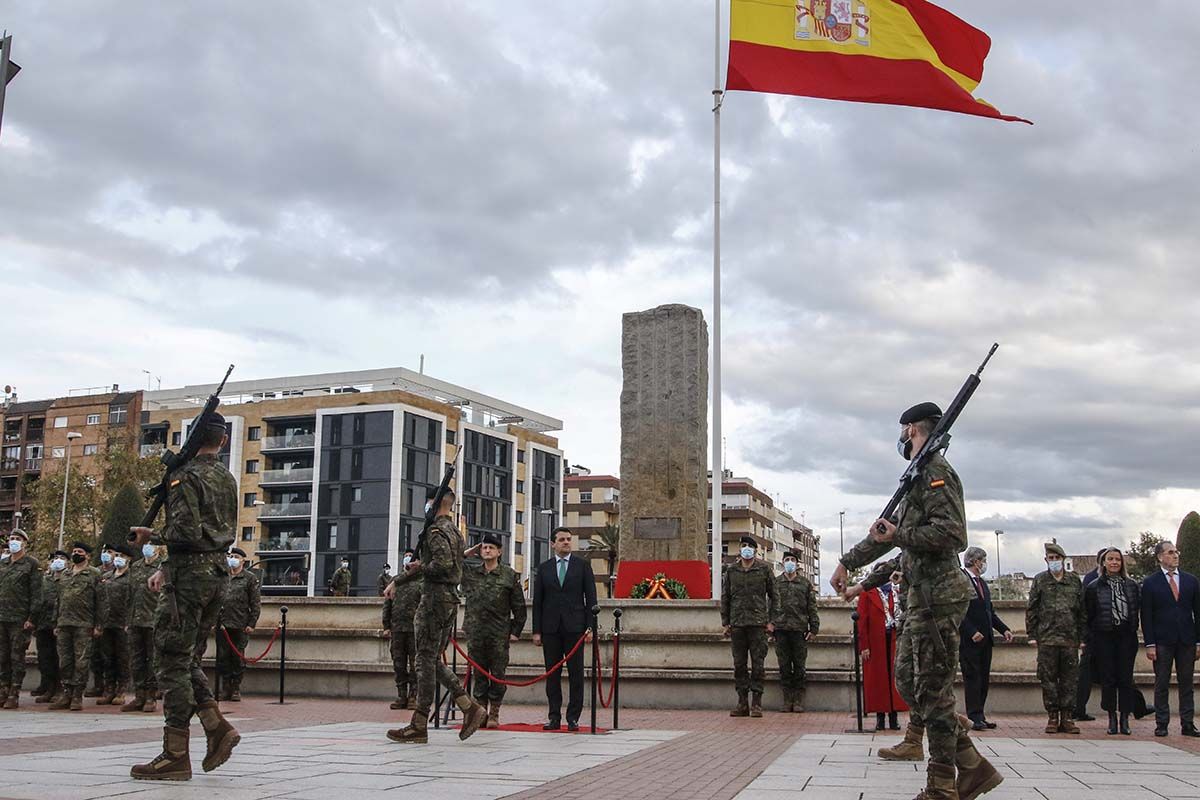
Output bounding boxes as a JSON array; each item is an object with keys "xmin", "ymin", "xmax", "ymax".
[
  {"xmin": 1140, "ymin": 569, "xmax": 1200, "ymax": 648},
  {"xmin": 532, "ymin": 554, "xmax": 597, "ymax": 635},
  {"xmin": 959, "ymin": 569, "xmax": 1009, "ymax": 647}
]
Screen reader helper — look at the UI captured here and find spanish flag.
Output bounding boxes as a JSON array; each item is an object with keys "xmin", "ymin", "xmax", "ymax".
[{"xmin": 727, "ymin": 0, "xmax": 1029, "ymax": 123}]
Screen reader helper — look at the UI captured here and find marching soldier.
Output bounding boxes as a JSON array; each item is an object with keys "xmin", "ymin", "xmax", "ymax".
[
  {"xmin": 216, "ymin": 547, "xmax": 261, "ymax": 702},
  {"xmin": 50, "ymin": 541, "xmax": 100, "ymax": 711},
  {"xmin": 382, "ymin": 548, "xmax": 421, "ymax": 710},
  {"xmin": 128, "ymin": 412, "xmax": 240, "ymax": 781},
  {"xmin": 721, "ymin": 535, "xmax": 777, "ymax": 718},
  {"xmin": 1026, "ymin": 541, "xmax": 1086, "ymax": 735},
  {"xmin": 385, "ymin": 486, "xmax": 486, "ymax": 744},
  {"xmin": 377, "ymin": 563, "xmax": 393, "ymax": 597},
  {"xmin": 831, "ymin": 402, "xmax": 1001, "ymax": 800},
  {"xmin": 462, "ymin": 532, "xmax": 527, "ymax": 728},
  {"xmin": 123, "ymin": 543, "xmax": 164, "ymax": 712},
  {"xmin": 96, "ymin": 547, "xmax": 133, "ymax": 706},
  {"xmin": 32, "ymin": 550, "xmax": 66, "ymax": 703},
  {"xmin": 772, "ymin": 549, "xmax": 819, "ymax": 713},
  {"xmin": 0, "ymin": 528, "xmax": 41, "ymax": 709},
  {"xmin": 329, "ymin": 559, "xmax": 352, "ymax": 597}
]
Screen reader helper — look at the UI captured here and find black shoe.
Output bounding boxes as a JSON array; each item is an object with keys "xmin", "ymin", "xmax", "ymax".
[
  {"xmin": 1076, "ymin": 712, "xmax": 1095, "ymax": 722},
  {"xmin": 1107, "ymin": 712, "xmax": 1118, "ymax": 736},
  {"xmin": 543, "ymin": 721, "xmax": 561, "ymax": 731},
  {"xmin": 983, "ymin": 721, "xmax": 997, "ymax": 730},
  {"xmin": 567, "ymin": 722, "xmax": 580, "ymax": 732},
  {"xmin": 1155, "ymin": 727, "xmax": 1168, "ymax": 737},
  {"xmin": 972, "ymin": 721, "xmax": 988, "ymax": 732},
  {"xmin": 1120, "ymin": 714, "xmax": 1131, "ymax": 736},
  {"xmin": 1181, "ymin": 726, "xmax": 1200, "ymax": 738},
  {"xmin": 875, "ymin": 714, "xmax": 886, "ymax": 731}
]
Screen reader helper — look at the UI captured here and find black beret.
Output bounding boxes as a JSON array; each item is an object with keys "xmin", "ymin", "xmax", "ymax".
[
  {"xmin": 72, "ymin": 541, "xmax": 93, "ymax": 553},
  {"xmin": 899, "ymin": 402, "xmax": 943, "ymax": 425},
  {"xmin": 783, "ymin": 550, "xmax": 799, "ymax": 560},
  {"xmin": 203, "ymin": 412, "xmax": 227, "ymax": 432},
  {"xmin": 51, "ymin": 549, "xmax": 68, "ymax": 558},
  {"xmin": 403, "ymin": 548, "xmax": 416, "ymax": 556},
  {"xmin": 229, "ymin": 547, "xmax": 246, "ymax": 558},
  {"xmin": 481, "ymin": 532, "xmax": 502, "ymax": 547},
  {"xmin": 102, "ymin": 542, "xmax": 117, "ymax": 551},
  {"xmin": 739, "ymin": 535, "xmax": 757, "ymax": 548},
  {"xmin": 8, "ymin": 528, "xmax": 28, "ymax": 541}
]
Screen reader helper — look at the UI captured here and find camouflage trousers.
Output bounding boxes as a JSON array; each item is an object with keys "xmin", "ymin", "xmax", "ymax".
[
  {"xmin": 0, "ymin": 622, "xmax": 32, "ymax": 689},
  {"xmin": 89, "ymin": 634, "xmax": 104, "ymax": 690},
  {"xmin": 894, "ymin": 601, "xmax": 967, "ymax": 766},
  {"xmin": 35, "ymin": 628, "xmax": 59, "ymax": 688},
  {"xmin": 98, "ymin": 627, "xmax": 130, "ymax": 690},
  {"xmin": 56, "ymin": 626, "xmax": 95, "ymax": 690},
  {"xmin": 468, "ymin": 635, "xmax": 512, "ymax": 705},
  {"xmin": 731, "ymin": 626, "xmax": 769, "ymax": 694},
  {"xmin": 412, "ymin": 590, "xmax": 467, "ymax": 718},
  {"xmin": 1036, "ymin": 644, "xmax": 1079, "ymax": 713},
  {"xmin": 773, "ymin": 629, "xmax": 810, "ymax": 692},
  {"xmin": 215, "ymin": 627, "xmax": 247, "ymax": 684},
  {"xmin": 154, "ymin": 561, "xmax": 227, "ymax": 729},
  {"xmin": 389, "ymin": 629, "xmax": 415, "ymax": 692},
  {"xmin": 129, "ymin": 626, "xmax": 158, "ymax": 693}
]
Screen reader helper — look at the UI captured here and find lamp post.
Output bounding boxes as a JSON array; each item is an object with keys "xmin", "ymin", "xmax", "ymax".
[
  {"xmin": 57, "ymin": 432, "xmax": 83, "ymax": 550},
  {"xmin": 994, "ymin": 529, "xmax": 1004, "ymax": 600},
  {"xmin": 839, "ymin": 510, "xmax": 845, "ymax": 555}
]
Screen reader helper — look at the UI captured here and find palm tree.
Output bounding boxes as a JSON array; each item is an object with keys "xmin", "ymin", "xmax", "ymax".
[{"xmin": 589, "ymin": 524, "xmax": 620, "ymax": 598}]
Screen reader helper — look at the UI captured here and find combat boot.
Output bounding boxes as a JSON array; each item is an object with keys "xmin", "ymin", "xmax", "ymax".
[
  {"xmin": 69, "ymin": 686, "xmax": 84, "ymax": 711},
  {"xmin": 4, "ymin": 688, "xmax": 18, "ymax": 709},
  {"xmin": 99, "ymin": 683, "xmax": 116, "ymax": 706},
  {"xmin": 730, "ymin": 690, "xmax": 749, "ymax": 717},
  {"xmin": 390, "ymin": 684, "xmax": 408, "ymax": 710},
  {"xmin": 1057, "ymin": 710, "xmax": 1080, "ymax": 735},
  {"xmin": 143, "ymin": 692, "xmax": 158, "ymax": 713},
  {"xmin": 912, "ymin": 762, "xmax": 958, "ymax": 800},
  {"xmin": 49, "ymin": 686, "xmax": 71, "ymax": 710},
  {"xmin": 130, "ymin": 726, "xmax": 192, "ymax": 781},
  {"xmin": 0, "ymin": 684, "xmax": 8, "ymax": 708},
  {"xmin": 387, "ymin": 709, "xmax": 428, "ymax": 744},
  {"xmin": 795, "ymin": 688, "xmax": 806, "ymax": 713},
  {"xmin": 229, "ymin": 679, "xmax": 241, "ymax": 702},
  {"xmin": 782, "ymin": 689, "xmax": 794, "ymax": 713},
  {"xmin": 880, "ymin": 721, "xmax": 925, "ymax": 761},
  {"xmin": 955, "ymin": 731, "xmax": 1003, "ymax": 800},
  {"xmin": 36, "ymin": 683, "xmax": 60, "ymax": 704},
  {"xmin": 196, "ymin": 700, "xmax": 241, "ymax": 772},
  {"xmin": 486, "ymin": 700, "xmax": 501, "ymax": 729},
  {"xmin": 1043, "ymin": 712, "xmax": 1058, "ymax": 734},
  {"xmin": 110, "ymin": 684, "xmax": 126, "ymax": 708},
  {"xmin": 455, "ymin": 694, "xmax": 487, "ymax": 740},
  {"xmin": 749, "ymin": 692, "xmax": 764, "ymax": 718},
  {"xmin": 121, "ymin": 691, "xmax": 147, "ymax": 712}
]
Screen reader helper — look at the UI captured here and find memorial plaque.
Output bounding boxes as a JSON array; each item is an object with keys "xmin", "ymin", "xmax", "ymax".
[{"xmin": 634, "ymin": 517, "xmax": 681, "ymax": 540}]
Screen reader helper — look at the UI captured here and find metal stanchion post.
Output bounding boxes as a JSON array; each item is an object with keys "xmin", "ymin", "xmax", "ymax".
[
  {"xmin": 274, "ymin": 606, "xmax": 289, "ymax": 705},
  {"xmin": 590, "ymin": 605, "xmax": 600, "ymax": 734},
  {"xmin": 612, "ymin": 608, "xmax": 622, "ymax": 731},
  {"xmin": 845, "ymin": 610, "xmax": 866, "ymax": 733}
]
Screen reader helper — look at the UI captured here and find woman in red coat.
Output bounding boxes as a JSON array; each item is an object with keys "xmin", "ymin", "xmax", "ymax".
[{"xmin": 857, "ymin": 573, "xmax": 908, "ymax": 730}]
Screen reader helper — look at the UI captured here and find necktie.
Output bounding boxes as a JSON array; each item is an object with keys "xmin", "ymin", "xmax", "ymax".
[
  {"xmin": 974, "ymin": 576, "xmax": 984, "ymax": 600},
  {"xmin": 1169, "ymin": 570, "xmax": 1180, "ymax": 601},
  {"xmin": 558, "ymin": 558, "xmax": 567, "ymax": 587}
]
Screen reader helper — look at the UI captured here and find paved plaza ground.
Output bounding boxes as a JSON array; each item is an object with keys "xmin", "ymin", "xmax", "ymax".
[{"xmin": 2, "ymin": 697, "xmax": 1200, "ymax": 799}]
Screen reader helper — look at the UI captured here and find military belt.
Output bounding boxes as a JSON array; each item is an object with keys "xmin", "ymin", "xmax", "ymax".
[{"xmin": 165, "ymin": 550, "xmax": 226, "ymax": 567}]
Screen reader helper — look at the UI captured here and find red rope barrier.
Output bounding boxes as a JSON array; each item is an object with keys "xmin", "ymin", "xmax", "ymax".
[
  {"xmin": 593, "ymin": 636, "xmax": 619, "ymax": 709},
  {"xmin": 448, "ymin": 631, "xmax": 588, "ymax": 687},
  {"xmin": 220, "ymin": 626, "xmax": 282, "ymax": 665}
]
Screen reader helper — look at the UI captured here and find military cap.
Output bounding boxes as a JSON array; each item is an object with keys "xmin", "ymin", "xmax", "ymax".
[
  {"xmin": 1044, "ymin": 542, "xmax": 1066, "ymax": 558},
  {"xmin": 202, "ymin": 412, "xmax": 228, "ymax": 433},
  {"xmin": 899, "ymin": 402, "xmax": 943, "ymax": 425},
  {"xmin": 739, "ymin": 535, "xmax": 757, "ymax": 548},
  {"xmin": 50, "ymin": 549, "xmax": 68, "ymax": 558},
  {"xmin": 782, "ymin": 549, "xmax": 799, "ymax": 560},
  {"xmin": 72, "ymin": 541, "xmax": 93, "ymax": 553},
  {"xmin": 7, "ymin": 528, "xmax": 28, "ymax": 541},
  {"xmin": 403, "ymin": 548, "xmax": 416, "ymax": 556},
  {"xmin": 229, "ymin": 547, "xmax": 247, "ymax": 558},
  {"xmin": 480, "ymin": 532, "xmax": 502, "ymax": 547}
]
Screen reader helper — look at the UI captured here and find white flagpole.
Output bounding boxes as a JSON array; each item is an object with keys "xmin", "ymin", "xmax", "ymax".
[{"xmin": 711, "ymin": 0, "xmax": 724, "ymax": 600}]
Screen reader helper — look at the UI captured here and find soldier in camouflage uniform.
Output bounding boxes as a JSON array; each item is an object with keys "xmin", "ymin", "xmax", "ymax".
[
  {"xmin": 462, "ymin": 532, "xmax": 527, "ymax": 728},
  {"xmin": 386, "ymin": 486, "xmax": 486, "ymax": 744},
  {"xmin": 0, "ymin": 529, "xmax": 41, "ymax": 709},
  {"xmin": 721, "ymin": 535, "xmax": 777, "ymax": 718},
  {"xmin": 96, "ymin": 548, "xmax": 133, "ymax": 706},
  {"xmin": 86, "ymin": 548, "xmax": 117, "ymax": 697},
  {"xmin": 377, "ymin": 564, "xmax": 393, "ymax": 597},
  {"xmin": 32, "ymin": 550, "xmax": 66, "ymax": 703},
  {"xmin": 123, "ymin": 543, "xmax": 164, "ymax": 712},
  {"xmin": 329, "ymin": 559, "xmax": 352, "ymax": 596},
  {"xmin": 50, "ymin": 541, "xmax": 101, "ymax": 711},
  {"xmin": 216, "ymin": 547, "xmax": 261, "ymax": 702},
  {"xmin": 832, "ymin": 402, "xmax": 1001, "ymax": 800},
  {"xmin": 772, "ymin": 549, "xmax": 819, "ymax": 713},
  {"xmin": 1026, "ymin": 541, "xmax": 1085, "ymax": 735},
  {"xmin": 382, "ymin": 548, "xmax": 421, "ymax": 709},
  {"xmin": 129, "ymin": 413, "xmax": 239, "ymax": 781}
]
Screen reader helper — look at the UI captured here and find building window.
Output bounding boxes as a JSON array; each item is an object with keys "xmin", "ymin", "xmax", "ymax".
[
  {"xmin": 248, "ymin": 426, "xmax": 262, "ymax": 441},
  {"xmin": 108, "ymin": 405, "xmax": 127, "ymax": 425},
  {"xmin": 328, "ymin": 523, "xmax": 338, "ymax": 549},
  {"xmin": 246, "ymin": 460, "xmax": 260, "ymax": 474},
  {"xmin": 86, "ymin": 414, "xmax": 100, "ymax": 425},
  {"xmin": 82, "ymin": 444, "xmax": 98, "ymax": 456},
  {"xmin": 517, "ymin": 479, "xmax": 524, "ymax": 493},
  {"xmin": 52, "ymin": 447, "xmax": 65, "ymax": 458},
  {"xmin": 244, "ymin": 492, "xmax": 257, "ymax": 507},
  {"xmin": 352, "ymin": 486, "xmax": 362, "ymax": 501},
  {"xmin": 446, "ymin": 428, "xmax": 457, "ymax": 445},
  {"xmin": 517, "ymin": 449, "xmax": 525, "ymax": 463},
  {"xmin": 241, "ymin": 526, "xmax": 254, "ymax": 542},
  {"xmin": 580, "ymin": 491, "xmax": 592, "ymax": 504},
  {"xmin": 516, "ymin": 510, "xmax": 524, "ymax": 524},
  {"xmin": 54, "ymin": 417, "xmax": 68, "ymax": 428},
  {"xmin": 171, "ymin": 431, "xmax": 182, "ymax": 446}
]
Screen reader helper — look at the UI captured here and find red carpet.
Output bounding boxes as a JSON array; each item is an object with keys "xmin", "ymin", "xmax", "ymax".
[{"xmin": 450, "ymin": 722, "xmax": 610, "ymax": 734}]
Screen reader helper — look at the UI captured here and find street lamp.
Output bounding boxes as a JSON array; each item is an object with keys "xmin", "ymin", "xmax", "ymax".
[
  {"xmin": 839, "ymin": 510, "xmax": 845, "ymax": 555},
  {"xmin": 994, "ymin": 529, "xmax": 1004, "ymax": 600},
  {"xmin": 57, "ymin": 432, "xmax": 83, "ymax": 550}
]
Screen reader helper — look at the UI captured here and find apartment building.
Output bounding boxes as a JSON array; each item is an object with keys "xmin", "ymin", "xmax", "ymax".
[
  {"xmin": 139, "ymin": 367, "xmax": 563, "ymax": 597},
  {"xmin": 563, "ymin": 468, "xmax": 620, "ymax": 595}
]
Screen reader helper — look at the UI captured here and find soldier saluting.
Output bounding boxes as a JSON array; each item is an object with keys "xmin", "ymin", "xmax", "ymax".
[{"xmin": 462, "ymin": 532, "xmax": 527, "ymax": 728}]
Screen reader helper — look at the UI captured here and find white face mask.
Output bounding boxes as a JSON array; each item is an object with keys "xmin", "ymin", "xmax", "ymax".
[
  {"xmin": 142, "ymin": 544, "xmax": 157, "ymax": 560},
  {"xmin": 424, "ymin": 501, "xmax": 433, "ymax": 514},
  {"xmin": 51, "ymin": 558, "xmax": 67, "ymax": 572},
  {"xmin": 8, "ymin": 539, "xmax": 23, "ymax": 553},
  {"xmin": 783, "ymin": 561, "xmax": 797, "ymax": 574},
  {"xmin": 740, "ymin": 546, "xmax": 755, "ymax": 560},
  {"xmin": 113, "ymin": 557, "xmax": 127, "ymax": 569},
  {"xmin": 402, "ymin": 555, "xmax": 412, "ymax": 567},
  {"xmin": 1048, "ymin": 560, "xmax": 1064, "ymax": 574},
  {"xmin": 227, "ymin": 557, "xmax": 240, "ymax": 569},
  {"xmin": 101, "ymin": 552, "xmax": 113, "ymax": 565},
  {"xmin": 1, "ymin": 552, "xmax": 9, "ymax": 561}
]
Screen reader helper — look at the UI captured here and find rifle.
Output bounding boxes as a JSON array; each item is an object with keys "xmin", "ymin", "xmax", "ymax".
[
  {"xmin": 129, "ymin": 364, "xmax": 235, "ymax": 625},
  {"xmin": 873, "ymin": 344, "xmax": 998, "ymax": 658},
  {"xmin": 414, "ymin": 456, "xmax": 457, "ymax": 562}
]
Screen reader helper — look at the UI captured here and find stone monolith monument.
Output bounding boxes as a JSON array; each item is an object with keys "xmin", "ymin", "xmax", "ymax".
[{"xmin": 617, "ymin": 304, "xmax": 710, "ymax": 595}]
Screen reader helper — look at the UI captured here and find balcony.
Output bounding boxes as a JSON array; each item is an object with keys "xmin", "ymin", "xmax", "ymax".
[
  {"xmin": 261, "ymin": 433, "xmax": 315, "ymax": 452},
  {"xmin": 258, "ymin": 502, "xmax": 312, "ymax": 520},
  {"xmin": 0, "ymin": 490, "xmax": 15, "ymax": 505},
  {"xmin": 24, "ymin": 458, "xmax": 42, "ymax": 472},
  {"xmin": 259, "ymin": 467, "xmax": 314, "ymax": 486},
  {"xmin": 3, "ymin": 433, "xmax": 21, "ymax": 443},
  {"xmin": 257, "ymin": 535, "xmax": 312, "ymax": 552},
  {"xmin": 0, "ymin": 460, "xmax": 19, "ymax": 474}
]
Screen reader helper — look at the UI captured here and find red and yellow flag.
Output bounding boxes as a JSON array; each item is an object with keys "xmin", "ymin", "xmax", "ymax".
[{"xmin": 727, "ymin": 0, "xmax": 1029, "ymax": 123}]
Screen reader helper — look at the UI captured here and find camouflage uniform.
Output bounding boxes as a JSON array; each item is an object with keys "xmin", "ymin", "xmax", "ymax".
[
  {"xmin": 55, "ymin": 565, "xmax": 101, "ymax": 700},
  {"xmin": 0, "ymin": 553, "xmax": 42, "ymax": 697},
  {"xmin": 1026, "ymin": 569, "xmax": 1085, "ymax": 714},
  {"xmin": 216, "ymin": 569, "xmax": 261, "ymax": 692},
  {"xmin": 127, "ymin": 556, "xmax": 162, "ymax": 697},
  {"xmin": 841, "ymin": 452, "xmax": 972, "ymax": 768},
  {"xmin": 721, "ymin": 559, "xmax": 777, "ymax": 705},
  {"xmin": 382, "ymin": 571, "xmax": 422, "ymax": 703},
  {"xmin": 462, "ymin": 560, "xmax": 526, "ymax": 708},
  {"xmin": 33, "ymin": 569, "xmax": 62, "ymax": 694},
  {"xmin": 97, "ymin": 569, "xmax": 132, "ymax": 697},
  {"xmin": 329, "ymin": 566, "xmax": 352, "ymax": 596},
  {"xmin": 412, "ymin": 516, "xmax": 469, "ymax": 717},
  {"xmin": 772, "ymin": 572, "xmax": 819, "ymax": 708},
  {"xmin": 376, "ymin": 569, "xmax": 392, "ymax": 597}
]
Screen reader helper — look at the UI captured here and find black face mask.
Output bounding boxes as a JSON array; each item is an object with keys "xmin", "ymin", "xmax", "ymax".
[
  {"xmin": 897, "ymin": 431, "xmax": 914, "ymax": 460},
  {"xmin": 71, "ymin": 553, "xmax": 87, "ymax": 564}
]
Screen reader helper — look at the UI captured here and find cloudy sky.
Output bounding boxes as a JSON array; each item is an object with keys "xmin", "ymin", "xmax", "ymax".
[{"xmin": 3, "ymin": 2, "xmax": 1197, "ymax": 590}]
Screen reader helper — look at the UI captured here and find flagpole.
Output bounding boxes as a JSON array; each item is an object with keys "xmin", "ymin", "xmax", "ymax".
[{"xmin": 710, "ymin": 0, "xmax": 724, "ymax": 601}]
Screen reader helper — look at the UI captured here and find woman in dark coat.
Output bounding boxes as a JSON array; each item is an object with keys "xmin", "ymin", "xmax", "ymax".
[{"xmin": 1084, "ymin": 547, "xmax": 1141, "ymax": 735}]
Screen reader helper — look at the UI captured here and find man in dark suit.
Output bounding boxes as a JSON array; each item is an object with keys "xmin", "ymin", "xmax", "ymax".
[
  {"xmin": 532, "ymin": 526, "xmax": 596, "ymax": 731},
  {"xmin": 1074, "ymin": 549, "xmax": 1107, "ymax": 722},
  {"xmin": 1140, "ymin": 540, "xmax": 1200, "ymax": 737},
  {"xmin": 959, "ymin": 547, "xmax": 1013, "ymax": 730}
]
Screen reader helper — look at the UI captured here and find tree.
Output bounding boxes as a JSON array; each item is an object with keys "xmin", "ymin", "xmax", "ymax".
[
  {"xmin": 102, "ymin": 484, "xmax": 145, "ymax": 551},
  {"xmin": 1127, "ymin": 531, "xmax": 1169, "ymax": 581},
  {"xmin": 588, "ymin": 523, "xmax": 620, "ymax": 554},
  {"xmin": 1178, "ymin": 512, "xmax": 1200, "ymax": 579}
]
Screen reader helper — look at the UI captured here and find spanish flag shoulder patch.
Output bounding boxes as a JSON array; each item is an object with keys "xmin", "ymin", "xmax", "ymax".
[
  {"xmin": 929, "ymin": 479, "xmax": 946, "ymax": 489},
  {"xmin": 170, "ymin": 479, "xmax": 182, "ymax": 488}
]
